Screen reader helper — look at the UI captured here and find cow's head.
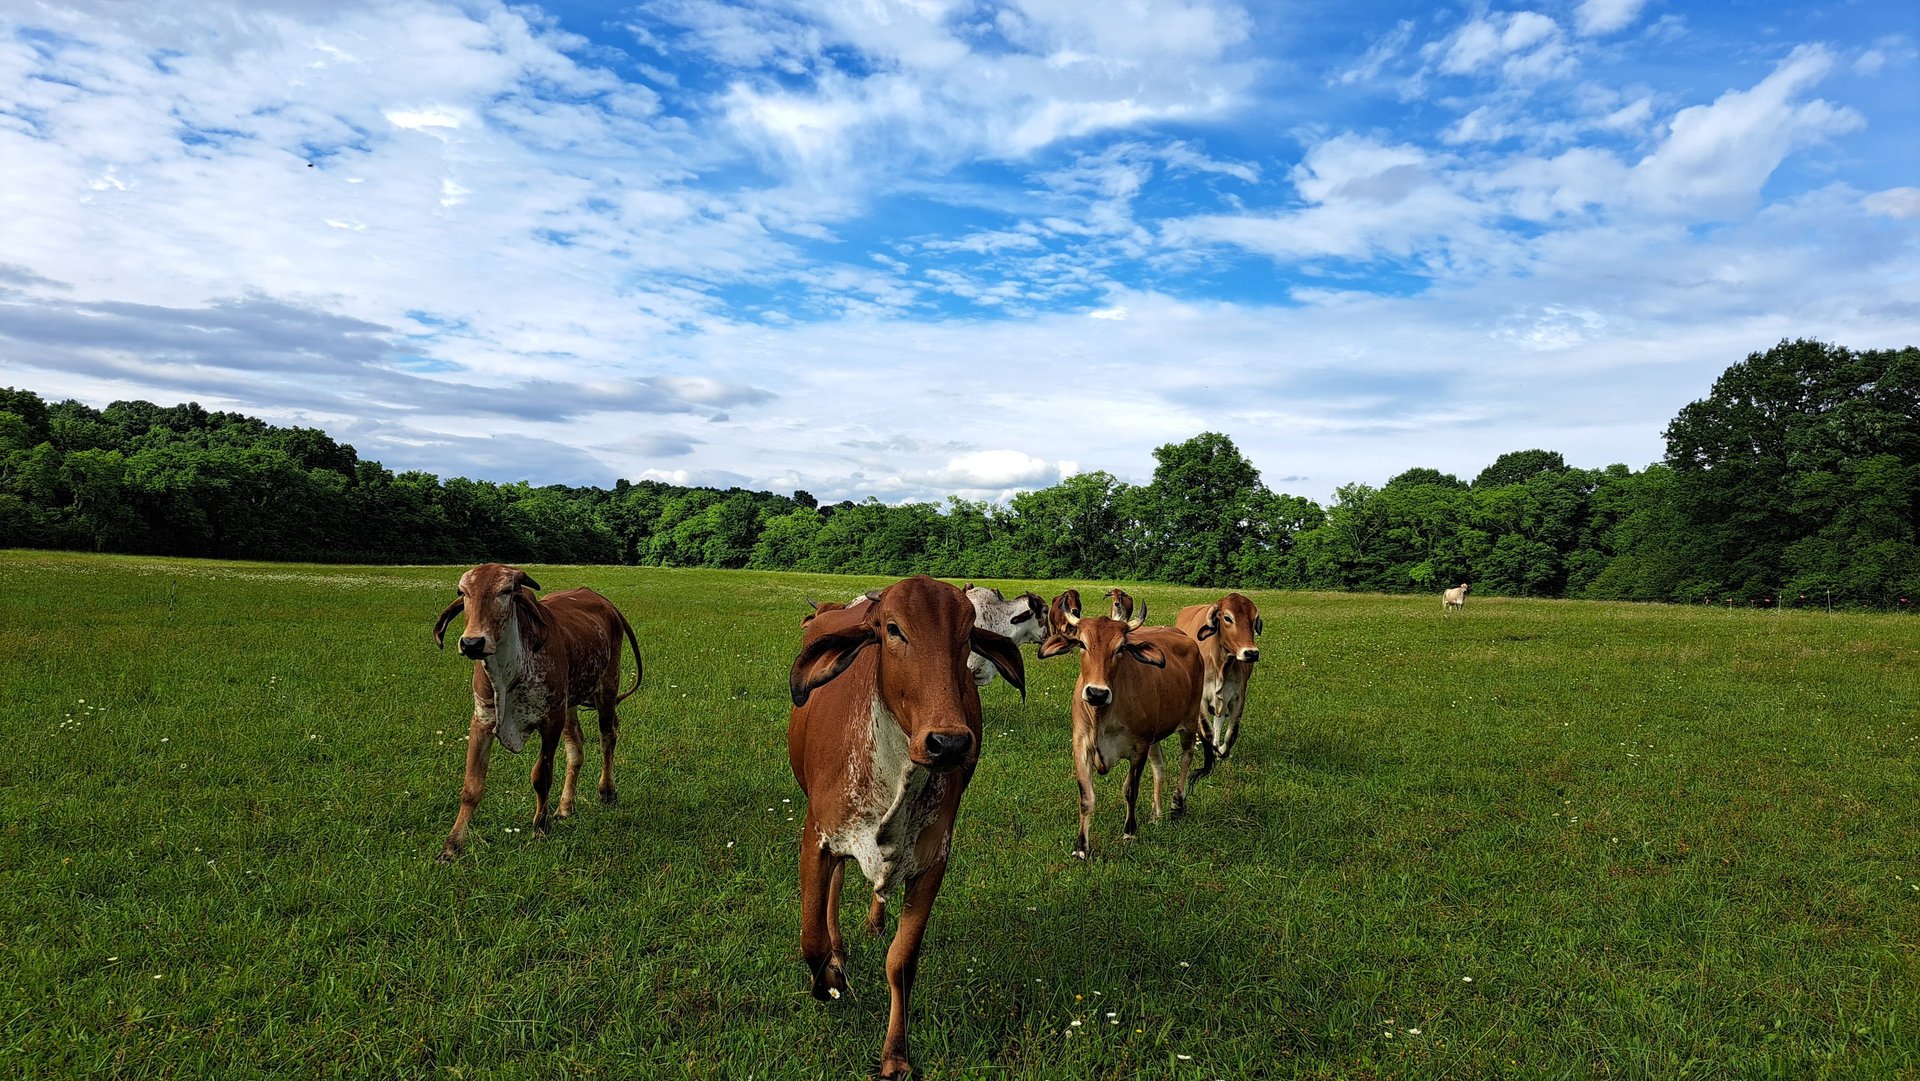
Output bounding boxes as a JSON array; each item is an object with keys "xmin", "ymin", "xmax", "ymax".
[
  {"xmin": 1047, "ymin": 588, "xmax": 1083, "ymax": 638},
  {"xmin": 997, "ymin": 591, "xmax": 1049, "ymax": 646},
  {"xmin": 1105, "ymin": 588, "xmax": 1135, "ymax": 622},
  {"xmin": 433, "ymin": 563, "xmax": 547, "ymax": 661},
  {"xmin": 1038, "ymin": 606, "xmax": 1160, "ymax": 709},
  {"xmin": 790, "ymin": 576, "xmax": 1023, "ymax": 772},
  {"xmin": 1193, "ymin": 592, "xmax": 1261, "ymax": 664}
]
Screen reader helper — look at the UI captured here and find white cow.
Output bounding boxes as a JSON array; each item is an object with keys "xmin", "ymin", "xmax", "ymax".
[
  {"xmin": 963, "ymin": 584, "xmax": 1049, "ymax": 686},
  {"xmin": 1442, "ymin": 582, "xmax": 1471, "ymax": 613}
]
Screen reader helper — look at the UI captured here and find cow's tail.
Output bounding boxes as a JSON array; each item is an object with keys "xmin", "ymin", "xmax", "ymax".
[{"xmin": 616, "ymin": 608, "xmax": 644, "ymax": 704}]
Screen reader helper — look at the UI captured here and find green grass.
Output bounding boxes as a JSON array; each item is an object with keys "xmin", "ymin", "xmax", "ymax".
[{"xmin": 3, "ymin": 550, "xmax": 1919, "ymax": 1079}]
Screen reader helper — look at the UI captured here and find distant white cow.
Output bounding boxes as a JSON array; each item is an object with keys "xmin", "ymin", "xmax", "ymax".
[
  {"xmin": 1442, "ymin": 582, "xmax": 1471, "ymax": 613},
  {"xmin": 964, "ymin": 584, "xmax": 1048, "ymax": 686}
]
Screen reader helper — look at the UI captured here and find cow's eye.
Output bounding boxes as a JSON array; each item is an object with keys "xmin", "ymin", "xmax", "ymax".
[
  {"xmin": 1222, "ymin": 614, "xmax": 1234, "ymax": 623},
  {"xmin": 886, "ymin": 621, "xmax": 905, "ymax": 641}
]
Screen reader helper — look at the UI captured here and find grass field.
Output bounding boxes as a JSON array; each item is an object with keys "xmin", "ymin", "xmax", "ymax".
[{"xmin": 3, "ymin": 550, "xmax": 1919, "ymax": 1080}]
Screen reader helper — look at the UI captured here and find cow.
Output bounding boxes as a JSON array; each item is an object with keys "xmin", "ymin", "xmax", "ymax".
[
  {"xmin": 1037, "ymin": 605, "xmax": 1203, "ymax": 860},
  {"xmin": 1105, "ymin": 587, "xmax": 1136, "ymax": 622},
  {"xmin": 788, "ymin": 575, "xmax": 1025, "ymax": 1080},
  {"xmin": 431, "ymin": 563, "xmax": 642, "ymax": 862},
  {"xmin": 1047, "ymin": 588, "xmax": 1083, "ymax": 638},
  {"xmin": 962, "ymin": 584, "xmax": 1048, "ymax": 686},
  {"xmin": 1174, "ymin": 593, "xmax": 1262, "ymax": 785},
  {"xmin": 1443, "ymin": 582, "xmax": 1471, "ymax": 613}
]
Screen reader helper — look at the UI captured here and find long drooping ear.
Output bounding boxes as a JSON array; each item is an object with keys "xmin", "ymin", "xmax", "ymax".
[
  {"xmin": 433, "ymin": 597, "xmax": 465, "ymax": 649},
  {"xmin": 1009, "ymin": 604, "xmax": 1036, "ymax": 625},
  {"xmin": 514, "ymin": 590, "xmax": 549, "ymax": 653},
  {"xmin": 1253, "ymin": 615, "xmax": 1264, "ymax": 635},
  {"xmin": 1124, "ymin": 639, "xmax": 1167, "ymax": 668},
  {"xmin": 1195, "ymin": 603, "xmax": 1220, "ymax": 641},
  {"xmin": 969, "ymin": 626, "xmax": 1026, "ymax": 698},
  {"xmin": 512, "ymin": 568, "xmax": 542, "ymax": 593},
  {"xmin": 1037, "ymin": 633, "xmax": 1080, "ymax": 660},
  {"xmin": 790, "ymin": 626, "xmax": 877, "ymax": 706}
]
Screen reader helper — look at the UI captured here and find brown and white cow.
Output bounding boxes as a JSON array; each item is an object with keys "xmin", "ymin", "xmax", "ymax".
[
  {"xmin": 1105, "ymin": 587, "xmax": 1136, "ymax": 622},
  {"xmin": 1443, "ymin": 582, "xmax": 1471, "ymax": 613},
  {"xmin": 1175, "ymin": 592, "xmax": 1262, "ymax": 784},
  {"xmin": 1047, "ymin": 588, "xmax": 1083, "ymax": 638},
  {"xmin": 1038, "ymin": 606, "xmax": 1203, "ymax": 860},
  {"xmin": 962, "ymin": 584, "xmax": 1048, "ymax": 686},
  {"xmin": 788, "ymin": 575, "xmax": 1025, "ymax": 1080},
  {"xmin": 431, "ymin": 563, "xmax": 642, "ymax": 862}
]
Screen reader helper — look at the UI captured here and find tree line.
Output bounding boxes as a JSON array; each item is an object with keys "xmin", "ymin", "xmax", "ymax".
[{"xmin": 2, "ymin": 340, "xmax": 1914, "ymax": 607}]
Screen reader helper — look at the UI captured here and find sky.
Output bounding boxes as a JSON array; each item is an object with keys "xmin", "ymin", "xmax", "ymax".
[{"xmin": 1, "ymin": 0, "xmax": 1915, "ymax": 505}]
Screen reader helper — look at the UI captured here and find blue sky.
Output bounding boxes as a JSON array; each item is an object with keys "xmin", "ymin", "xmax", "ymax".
[{"xmin": 1, "ymin": 0, "xmax": 1914, "ymax": 504}]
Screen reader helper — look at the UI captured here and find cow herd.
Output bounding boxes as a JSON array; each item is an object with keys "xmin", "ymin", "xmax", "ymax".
[{"xmin": 430, "ymin": 564, "xmax": 1262, "ymax": 1078}]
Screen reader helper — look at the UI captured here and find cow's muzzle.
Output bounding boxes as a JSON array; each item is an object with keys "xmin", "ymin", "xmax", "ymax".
[
  {"xmin": 1083, "ymin": 685, "xmax": 1111, "ymax": 707},
  {"xmin": 458, "ymin": 636, "xmax": 491, "ymax": 659},
  {"xmin": 1238, "ymin": 648, "xmax": 1260, "ymax": 663},
  {"xmin": 923, "ymin": 731, "xmax": 973, "ymax": 771}
]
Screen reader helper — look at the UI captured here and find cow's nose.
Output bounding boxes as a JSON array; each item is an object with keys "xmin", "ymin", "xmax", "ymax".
[
  {"xmin": 1240, "ymin": 648, "xmax": 1260, "ymax": 662},
  {"xmin": 1083, "ymin": 685, "xmax": 1111, "ymax": 707},
  {"xmin": 925, "ymin": 732, "xmax": 973, "ymax": 767},
  {"xmin": 458, "ymin": 636, "xmax": 489, "ymax": 658}
]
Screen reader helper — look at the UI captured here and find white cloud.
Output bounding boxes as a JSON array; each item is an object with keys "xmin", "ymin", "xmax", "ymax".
[
  {"xmin": 1574, "ymin": 0, "xmax": 1648, "ymax": 37},
  {"xmin": 1629, "ymin": 46, "xmax": 1864, "ymax": 216},
  {"xmin": 1863, "ymin": 188, "xmax": 1920, "ymax": 220}
]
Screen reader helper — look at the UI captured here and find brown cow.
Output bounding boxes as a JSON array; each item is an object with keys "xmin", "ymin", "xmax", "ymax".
[
  {"xmin": 1105, "ymin": 587, "xmax": 1136, "ymax": 622},
  {"xmin": 1038, "ymin": 605, "xmax": 1203, "ymax": 860},
  {"xmin": 1175, "ymin": 592, "xmax": 1262, "ymax": 784},
  {"xmin": 1047, "ymin": 587, "xmax": 1083, "ymax": 638},
  {"xmin": 788, "ymin": 575, "xmax": 1025, "ymax": 1079},
  {"xmin": 431, "ymin": 563, "xmax": 641, "ymax": 862}
]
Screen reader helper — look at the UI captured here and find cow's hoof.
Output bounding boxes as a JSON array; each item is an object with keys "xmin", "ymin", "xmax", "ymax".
[
  {"xmin": 877, "ymin": 1054, "xmax": 912, "ymax": 1079},
  {"xmin": 810, "ymin": 961, "xmax": 850, "ymax": 1002},
  {"xmin": 556, "ymin": 804, "xmax": 574, "ymax": 820},
  {"xmin": 1122, "ymin": 830, "xmax": 1138, "ymax": 841},
  {"xmin": 435, "ymin": 847, "xmax": 459, "ymax": 864},
  {"xmin": 1169, "ymin": 804, "xmax": 1187, "ymax": 823},
  {"xmin": 599, "ymin": 789, "xmax": 618, "ymax": 805},
  {"xmin": 1071, "ymin": 844, "xmax": 1088, "ymax": 861}
]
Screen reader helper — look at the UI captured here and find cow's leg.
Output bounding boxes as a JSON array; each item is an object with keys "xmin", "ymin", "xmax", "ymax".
[
  {"xmin": 802, "ymin": 817, "xmax": 851, "ymax": 1002},
  {"xmin": 879, "ymin": 859, "xmax": 948, "ymax": 1080},
  {"xmin": 865, "ymin": 890, "xmax": 887, "ymax": 937},
  {"xmin": 1072, "ymin": 728, "xmax": 1096, "ymax": 860},
  {"xmin": 438, "ymin": 713, "xmax": 494, "ymax": 862},
  {"xmin": 595, "ymin": 700, "xmax": 620, "ymax": 805},
  {"xmin": 557, "ymin": 709, "xmax": 584, "ymax": 819},
  {"xmin": 1170, "ymin": 727, "xmax": 1195, "ymax": 821},
  {"xmin": 1191, "ymin": 715, "xmax": 1219, "ymax": 785},
  {"xmin": 1147, "ymin": 741, "xmax": 1166, "ymax": 822},
  {"xmin": 1220, "ymin": 695, "xmax": 1246, "ymax": 760},
  {"xmin": 1121, "ymin": 752, "xmax": 1148, "ymax": 840},
  {"xmin": 530, "ymin": 717, "xmax": 562, "ymax": 837},
  {"xmin": 824, "ymin": 860, "xmax": 852, "ymax": 980}
]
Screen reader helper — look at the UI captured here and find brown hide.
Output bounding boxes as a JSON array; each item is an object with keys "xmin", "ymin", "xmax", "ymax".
[
  {"xmin": 1041, "ymin": 616, "xmax": 1202, "ymax": 859},
  {"xmin": 1174, "ymin": 592, "xmax": 1262, "ymax": 777},
  {"xmin": 787, "ymin": 575, "xmax": 1024, "ymax": 1079},
  {"xmin": 431, "ymin": 563, "xmax": 642, "ymax": 862},
  {"xmin": 1047, "ymin": 588, "xmax": 1082, "ymax": 637}
]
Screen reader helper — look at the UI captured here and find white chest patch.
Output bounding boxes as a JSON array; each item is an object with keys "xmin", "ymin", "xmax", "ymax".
[
  {"xmin": 825, "ymin": 696, "xmax": 946, "ymax": 901},
  {"xmin": 476, "ymin": 639, "xmax": 546, "ymax": 755}
]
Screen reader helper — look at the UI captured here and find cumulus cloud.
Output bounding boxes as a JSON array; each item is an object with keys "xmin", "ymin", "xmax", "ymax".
[
  {"xmin": 1574, "ymin": 0, "xmax": 1648, "ymax": 37},
  {"xmin": 1629, "ymin": 46, "xmax": 1863, "ymax": 215}
]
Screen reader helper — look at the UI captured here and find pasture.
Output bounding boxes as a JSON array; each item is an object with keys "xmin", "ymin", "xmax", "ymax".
[{"xmin": 3, "ymin": 550, "xmax": 1919, "ymax": 1079}]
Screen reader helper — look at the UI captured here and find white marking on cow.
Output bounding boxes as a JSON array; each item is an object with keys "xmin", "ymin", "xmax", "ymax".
[{"xmin": 825, "ymin": 695, "xmax": 944, "ymax": 902}]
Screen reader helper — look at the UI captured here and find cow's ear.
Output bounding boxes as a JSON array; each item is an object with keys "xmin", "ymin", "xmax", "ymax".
[
  {"xmin": 1124, "ymin": 640, "xmax": 1167, "ymax": 668},
  {"xmin": 790, "ymin": 626, "xmax": 877, "ymax": 707},
  {"xmin": 433, "ymin": 597, "xmax": 464, "ymax": 649},
  {"xmin": 513, "ymin": 568, "xmax": 542, "ymax": 593},
  {"xmin": 1196, "ymin": 603, "xmax": 1220, "ymax": 641},
  {"xmin": 1037, "ymin": 634, "xmax": 1078, "ymax": 660},
  {"xmin": 515, "ymin": 590, "xmax": 549, "ymax": 653},
  {"xmin": 1009, "ymin": 606, "xmax": 1035, "ymax": 624},
  {"xmin": 1253, "ymin": 615, "xmax": 1264, "ymax": 635},
  {"xmin": 969, "ymin": 626, "xmax": 1026, "ymax": 699}
]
